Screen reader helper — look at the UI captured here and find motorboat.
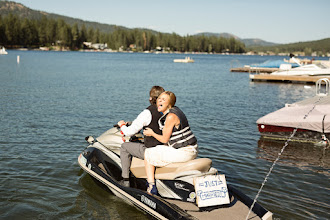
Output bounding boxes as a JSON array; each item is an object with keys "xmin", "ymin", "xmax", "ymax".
[
  {"xmin": 270, "ymin": 63, "xmax": 330, "ymax": 76},
  {"xmin": 78, "ymin": 125, "xmax": 272, "ymax": 220},
  {"xmin": 257, "ymin": 78, "xmax": 330, "ymax": 144},
  {"xmin": 0, "ymin": 46, "xmax": 8, "ymax": 55},
  {"xmin": 173, "ymin": 57, "xmax": 194, "ymax": 63},
  {"xmin": 270, "ymin": 54, "xmax": 330, "ymax": 76},
  {"xmin": 243, "ymin": 59, "xmax": 300, "ymax": 74}
]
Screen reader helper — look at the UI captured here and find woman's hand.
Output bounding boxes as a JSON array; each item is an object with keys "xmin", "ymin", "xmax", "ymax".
[
  {"xmin": 143, "ymin": 113, "xmax": 179, "ymax": 143},
  {"xmin": 143, "ymin": 128, "xmax": 154, "ymax": 137}
]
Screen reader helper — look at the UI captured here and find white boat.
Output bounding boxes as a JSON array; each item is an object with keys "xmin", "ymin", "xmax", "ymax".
[
  {"xmin": 173, "ymin": 57, "xmax": 194, "ymax": 63},
  {"xmin": 0, "ymin": 46, "xmax": 8, "ymax": 55},
  {"xmin": 271, "ymin": 63, "xmax": 330, "ymax": 76},
  {"xmin": 271, "ymin": 54, "xmax": 330, "ymax": 76}
]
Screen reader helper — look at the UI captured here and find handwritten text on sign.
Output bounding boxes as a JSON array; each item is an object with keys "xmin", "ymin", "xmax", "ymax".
[
  {"xmin": 195, "ymin": 175, "xmax": 230, "ymax": 207},
  {"xmin": 198, "ymin": 180, "xmax": 223, "ymax": 187},
  {"xmin": 197, "ymin": 188, "xmax": 228, "ymax": 200}
]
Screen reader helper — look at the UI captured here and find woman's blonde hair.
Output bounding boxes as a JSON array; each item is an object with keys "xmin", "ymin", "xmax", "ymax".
[{"xmin": 162, "ymin": 91, "xmax": 176, "ymax": 108}]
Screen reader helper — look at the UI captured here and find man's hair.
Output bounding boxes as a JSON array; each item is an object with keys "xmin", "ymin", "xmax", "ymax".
[{"xmin": 150, "ymin": 86, "xmax": 165, "ymax": 105}]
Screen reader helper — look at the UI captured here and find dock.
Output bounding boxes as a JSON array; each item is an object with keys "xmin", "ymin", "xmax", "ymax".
[
  {"xmin": 249, "ymin": 74, "xmax": 330, "ymax": 84},
  {"xmin": 230, "ymin": 67, "xmax": 278, "ymax": 73},
  {"xmin": 231, "ymin": 59, "xmax": 330, "ymax": 73}
]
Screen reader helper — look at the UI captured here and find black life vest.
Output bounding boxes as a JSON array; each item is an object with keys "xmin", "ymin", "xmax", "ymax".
[
  {"xmin": 143, "ymin": 105, "xmax": 163, "ymax": 148},
  {"xmin": 159, "ymin": 106, "xmax": 197, "ymax": 149}
]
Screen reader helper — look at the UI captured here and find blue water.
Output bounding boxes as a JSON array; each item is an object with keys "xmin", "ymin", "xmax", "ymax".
[{"xmin": 0, "ymin": 51, "xmax": 329, "ymax": 219}]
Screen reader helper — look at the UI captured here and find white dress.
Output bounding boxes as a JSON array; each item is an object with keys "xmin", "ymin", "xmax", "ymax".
[{"xmin": 144, "ymin": 144, "xmax": 198, "ymax": 167}]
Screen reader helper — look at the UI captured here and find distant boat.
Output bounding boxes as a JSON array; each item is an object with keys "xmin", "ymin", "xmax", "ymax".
[
  {"xmin": 0, "ymin": 46, "xmax": 8, "ymax": 55},
  {"xmin": 173, "ymin": 57, "xmax": 194, "ymax": 63}
]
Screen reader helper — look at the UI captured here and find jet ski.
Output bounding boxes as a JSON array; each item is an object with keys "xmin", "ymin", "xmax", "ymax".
[{"xmin": 78, "ymin": 125, "xmax": 273, "ymax": 220}]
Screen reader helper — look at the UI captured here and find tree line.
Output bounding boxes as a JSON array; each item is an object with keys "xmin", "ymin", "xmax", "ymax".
[
  {"xmin": 247, "ymin": 38, "xmax": 330, "ymax": 56},
  {"xmin": 0, "ymin": 14, "xmax": 246, "ymax": 53}
]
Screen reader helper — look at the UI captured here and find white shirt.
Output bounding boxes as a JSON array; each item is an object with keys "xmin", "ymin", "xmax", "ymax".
[{"xmin": 121, "ymin": 109, "xmax": 152, "ymax": 137}]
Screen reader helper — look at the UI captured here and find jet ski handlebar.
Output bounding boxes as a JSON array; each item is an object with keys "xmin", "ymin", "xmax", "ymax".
[{"xmin": 113, "ymin": 121, "xmax": 132, "ymax": 128}]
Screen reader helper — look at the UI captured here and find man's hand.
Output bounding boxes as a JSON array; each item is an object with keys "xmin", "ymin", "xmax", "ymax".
[{"xmin": 117, "ymin": 120, "xmax": 126, "ymax": 127}]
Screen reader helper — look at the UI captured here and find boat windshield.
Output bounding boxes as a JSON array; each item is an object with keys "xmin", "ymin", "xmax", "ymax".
[{"xmin": 315, "ymin": 63, "xmax": 328, "ymax": 69}]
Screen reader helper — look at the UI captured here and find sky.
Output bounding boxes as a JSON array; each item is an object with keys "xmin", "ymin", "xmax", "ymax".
[{"xmin": 13, "ymin": 0, "xmax": 330, "ymax": 44}]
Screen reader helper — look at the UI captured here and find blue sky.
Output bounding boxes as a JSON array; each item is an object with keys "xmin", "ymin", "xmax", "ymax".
[{"xmin": 15, "ymin": 0, "xmax": 330, "ymax": 44}]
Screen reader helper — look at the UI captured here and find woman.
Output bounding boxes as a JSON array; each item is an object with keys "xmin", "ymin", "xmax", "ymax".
[{"xmin": 143, "ymin": 91, "xmax": 198, "ymax": 194}]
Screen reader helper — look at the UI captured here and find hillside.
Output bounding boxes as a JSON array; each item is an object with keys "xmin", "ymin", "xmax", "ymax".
[
  {"xmin": 0, "ymin": 1, "xmax": 246, "ymax": 53},
  {"xmin": 241, "ymin": 38, "xmax": 277, "ymax": 47},
  {"xmin": 0, "ymin": 1, "xmax": 128, "ymax": 33},
  {"xmin": 195, "ymin": 32, "xmax": 239, "ymax": 39},
  {"xmin": 1, "ymin": 1, "xmax": 276, "ymax": 47},
  {"xmin": 195, "ymin": 32, "xmax": 277, "ymax": 47},
  {"xmin": 0, "ymin": 1, "xmax": 329, "ymax": 54},
  {"xmin": 248, "ymin": 38, "xmax": 330, "ymax": 55}
]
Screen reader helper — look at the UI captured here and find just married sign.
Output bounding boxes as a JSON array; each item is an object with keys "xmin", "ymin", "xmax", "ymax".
[{"xmin": 194, "ymin": 174, "xmax": 230, "ymax": 207}]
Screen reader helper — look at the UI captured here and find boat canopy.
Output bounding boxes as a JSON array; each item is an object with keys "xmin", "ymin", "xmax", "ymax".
[
  {"xmin": 250, "ymin": 60, "xmax": 300, "ymax": 68},
  {"xmin": 257, "ymin": 104, "xmax": 330, "ymax": 133}
]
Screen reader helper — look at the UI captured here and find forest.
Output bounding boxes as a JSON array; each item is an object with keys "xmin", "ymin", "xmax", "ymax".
[
  {"xmin": 247, "ymin": 38, "xmax": 330, "ymax": 56},
  {"xmin": 0, "ymin": 14, "xmax": 246, "ymax": 53}
]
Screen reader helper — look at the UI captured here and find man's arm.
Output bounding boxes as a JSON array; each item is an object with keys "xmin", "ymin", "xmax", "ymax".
[{"xmin": 121, "ymin": 109, "xmax": 152, "ymax": 137}]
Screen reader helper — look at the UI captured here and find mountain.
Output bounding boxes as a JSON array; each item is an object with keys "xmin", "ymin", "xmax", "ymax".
[
  {"xmin": 248, "ymin": 37, "xmax": 330, "ymax": 54},
  {"xmin": 240, "ymin": 38, "xmax": 277, "ymax": 47},
  {"xmin": 195, "ymin": 32, "xmax": 277, "ymax": 47},
  {"xmin": 1, "ymin": 0, "xmax": 328, "ymax": 52},
  {"xmin": 195, "ymin": 32, "xmax": 239, "ymax": 39},
  {"xmin": 1, "ymin": 1, "xmax": 278, "ymax": 47},
  {"xmin": 0, "ymin": 1, "xmax": 128, "ymax": 33}
]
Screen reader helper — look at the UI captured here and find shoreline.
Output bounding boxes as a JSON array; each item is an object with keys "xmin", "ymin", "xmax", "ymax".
[{"xmin": 5, "ymin": 48, "xmax": 330, "ymax": 57}]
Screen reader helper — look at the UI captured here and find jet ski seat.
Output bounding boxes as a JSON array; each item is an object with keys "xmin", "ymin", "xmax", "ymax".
[{"xmin": 130, "ymin": 157, "xmax": 212, "ymax": 180}]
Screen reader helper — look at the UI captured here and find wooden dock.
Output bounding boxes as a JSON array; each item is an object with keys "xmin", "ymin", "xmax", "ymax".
[
  {"xmin": 230, "ymin": 67, "xmax": 278, "ymax": 73},
  {"xmin": 249, "ymin": 74, "xmax": 330, "ymax": 84}
]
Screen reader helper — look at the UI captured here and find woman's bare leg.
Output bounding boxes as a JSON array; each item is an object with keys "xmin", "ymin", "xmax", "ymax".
[{"xmin": 144, "ymin": 157, "xmax": 155, "ymax": 183}]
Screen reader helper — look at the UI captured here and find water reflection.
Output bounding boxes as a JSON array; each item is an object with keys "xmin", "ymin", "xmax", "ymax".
[
  {"xmin": 257, "ymin": 138, "xmax": 330, "ymax": 175},
  {"xmin": 77, "ymin": 172, "xmax": 148, "ymax": 219}
]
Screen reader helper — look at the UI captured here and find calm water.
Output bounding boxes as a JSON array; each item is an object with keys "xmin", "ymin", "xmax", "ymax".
[{"xmin": 0, "ymin": 51, "xmax": 329, "ymax": 219}]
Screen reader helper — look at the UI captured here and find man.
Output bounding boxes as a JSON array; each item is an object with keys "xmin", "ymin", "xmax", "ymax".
[{"xmin": 117, "ymin": 86, "xmax": 165, "ymax": 187}]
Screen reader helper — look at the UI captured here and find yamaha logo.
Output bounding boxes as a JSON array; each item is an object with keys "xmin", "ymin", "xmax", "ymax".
[{"xmin": 141, "ymin": 195, "xmax": 156, "ymax": 209}]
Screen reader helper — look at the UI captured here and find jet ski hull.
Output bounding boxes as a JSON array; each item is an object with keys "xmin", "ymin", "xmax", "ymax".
[{"xmin": 78, "ymin": 144, "xmax": 273, "ymax": 220}]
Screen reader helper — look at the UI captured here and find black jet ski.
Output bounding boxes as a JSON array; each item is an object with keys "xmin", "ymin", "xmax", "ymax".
[{"xmin": 78, "ymin": 125, "xmax": 273, "ymax": 220}]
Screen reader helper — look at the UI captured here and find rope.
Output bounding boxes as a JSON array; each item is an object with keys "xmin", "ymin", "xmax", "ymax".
[{"xmin": 245, "ymin": 96, "xmax": 323, "ymax": 220}]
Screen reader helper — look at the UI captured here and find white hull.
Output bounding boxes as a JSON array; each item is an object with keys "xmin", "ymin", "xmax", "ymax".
[
  {"xmin": 271, "ymin": 64, "xmax": 330, "ymax": 76},
  {"xmin": 0, "ymin": 47, "xmax": 8, "ymax": 55},
  {"xmin": 173, "ymin": 57, "xmax": 194, "ymax": 63}
]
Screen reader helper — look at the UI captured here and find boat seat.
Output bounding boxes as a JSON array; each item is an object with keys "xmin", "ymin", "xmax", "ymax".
[{"xmin": 130, "ymin": 157, "xmax": 212, "ymax": 180}]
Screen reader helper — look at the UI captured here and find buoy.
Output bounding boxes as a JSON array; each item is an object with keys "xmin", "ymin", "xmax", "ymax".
[{"xmin": 17, "ymin": 55, "xmax": 20, "ymax": 63}]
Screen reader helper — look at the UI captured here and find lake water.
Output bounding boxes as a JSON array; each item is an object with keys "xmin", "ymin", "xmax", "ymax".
[{"xmin": 0, "ymin": 51, "xmax": 329, "ymax": 219}]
